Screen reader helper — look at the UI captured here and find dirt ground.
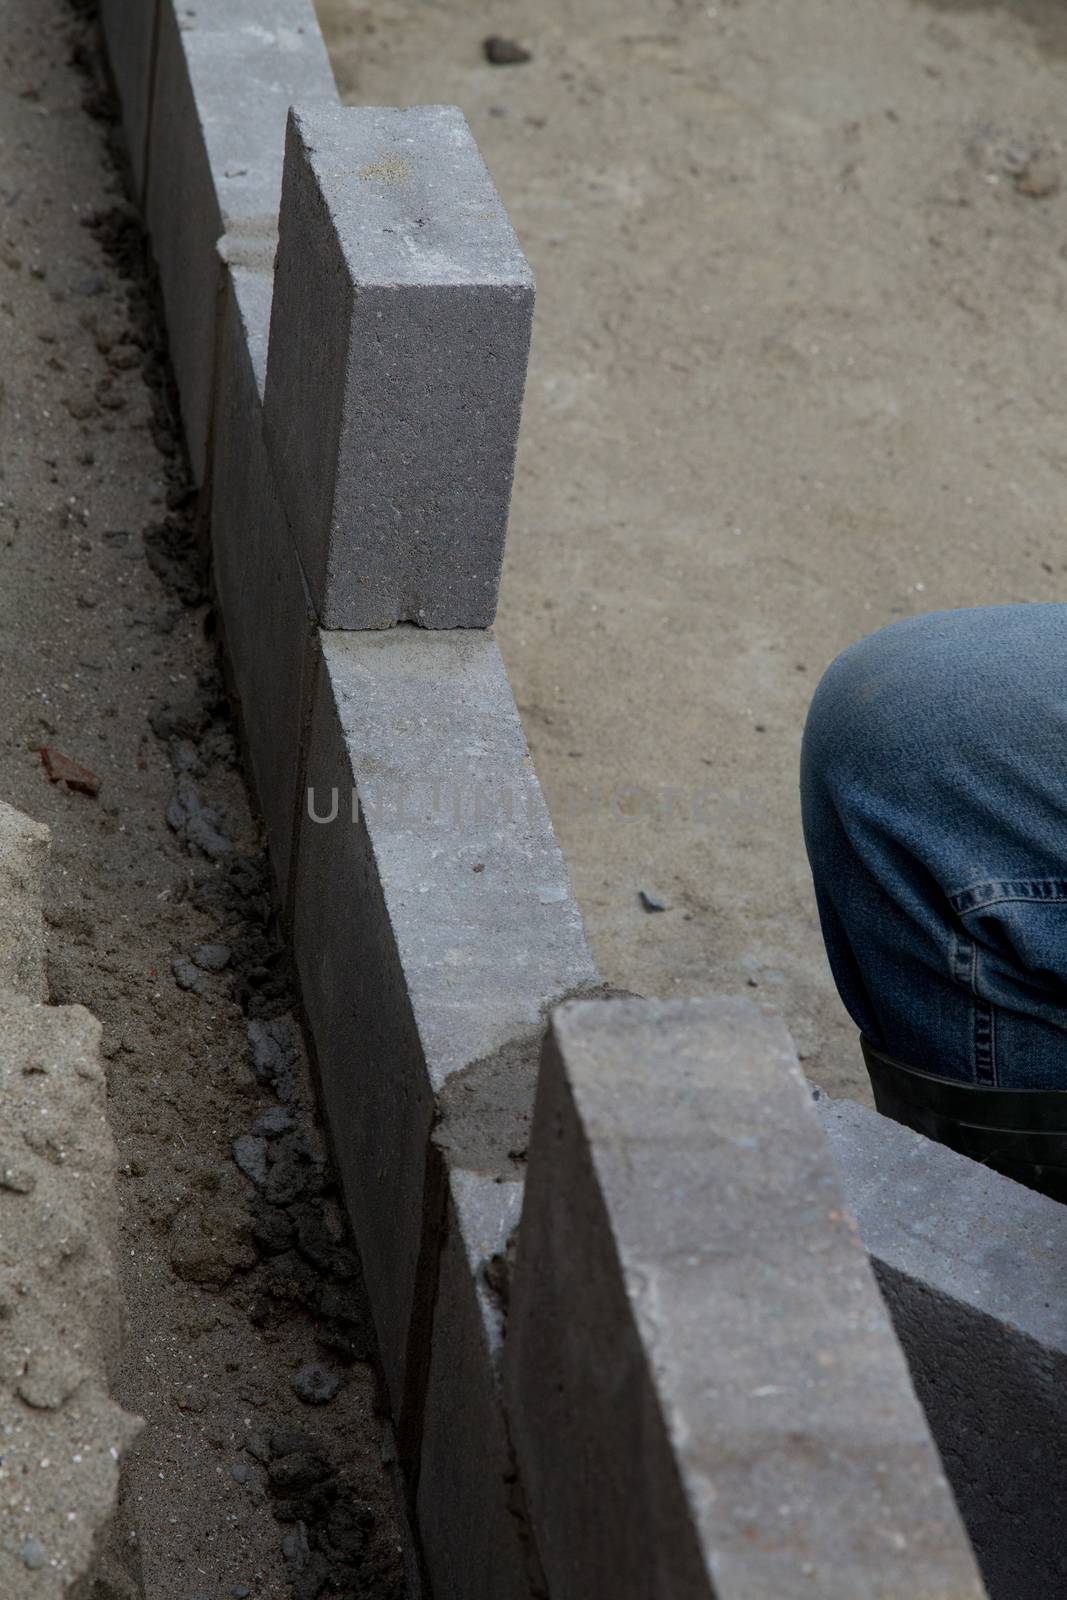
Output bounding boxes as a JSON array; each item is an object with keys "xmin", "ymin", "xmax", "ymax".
[
  {"xmin": 4, "ymin": 0, "xmax": 1067, "ymax": 1588},
  {"xmin": 317, "ymin": 0, "xmax": 1067, "ymax": 1099},
  {"xmin": 0, "ymin": 4, "xmax": 404, "ymax": 1595}
]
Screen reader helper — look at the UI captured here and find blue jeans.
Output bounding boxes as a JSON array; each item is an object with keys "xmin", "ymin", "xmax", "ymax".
[{"xmin": 802, "ymin": 605, "xmax": 1067, "ymax": 1091}]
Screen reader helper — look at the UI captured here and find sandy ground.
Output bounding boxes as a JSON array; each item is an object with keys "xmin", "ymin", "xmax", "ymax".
[
  {"xmin": 317, "ymin": 0, "xmax": 1067, "ymax": 1099},
  {"xmin": 0, "ymin": 4, "xmax": 404, "ymax": 1595},
  {"xmin": 3, "ymin": 0, "xmax": 1066, "ymax": 1586}
]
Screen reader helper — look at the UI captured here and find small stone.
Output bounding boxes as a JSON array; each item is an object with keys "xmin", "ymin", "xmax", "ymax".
[
  {"xmin": 233, "ymin": 1135, "xmax": 268, "ymax": 1189},
  {"xmin": 253, "ymin": 1105, "xmax": 294, "ymax": 1139},
  {"xmin": 185, "ymin": 809, "xmax": 233, "ymax": 860},
  {"xmin": 172, "ymin": 958, "xmax": 204, "ymax": 994},
  {"xmin": 1015, "ymin": 159, "xmax": 1060, "ymax": 199},
  {"xmin": 0, "ymin": 1162, "xmax": 36, "ymax": 1194},
  {"xmin": 282, "ymin": 1524, "xmax": 310, "ymax": 1569},
  {"xmin": 19, "ymin": 1536, "xmax": 46, "ymax": 1570},
  {"xmin": 639, "ymin": 889, "xmax": 668, "ymax": 913},
  {"xmin": 18, "ymin": 1352, "xmax": 85, "ymax": 1410},
  {"xmin": 65, "ymin": 393, "xmax": 98, "ymax": 419},
  {"xmin": 193, "ymin": 942, "xmax": 231, "ymax": 973},
  {"xmin": 483, "ymin": 34, "xmax": 532, "ymax": 64},
  {"xmin": 230, "ymin": 1460, "xmax": 253, "ymax": 1484},
  {"xmin": 1001, "ymin": 142, "xmax": 1032, "ymax": 177},
  {"xmin": 244, "ymin": 1430, "xmax": 271, "ymax": 1463},
  {"xmin": 290, "ymin": 1361, "xmax": 342, "ymax": 1405}
]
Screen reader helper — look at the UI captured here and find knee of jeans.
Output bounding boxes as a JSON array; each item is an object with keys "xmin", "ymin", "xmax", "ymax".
[{"xmin": 801, "ymin": 612, "xmax": 970, "ymax": 820}]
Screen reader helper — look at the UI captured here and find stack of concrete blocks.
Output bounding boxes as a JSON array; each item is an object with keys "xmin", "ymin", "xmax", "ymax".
[{"xmin": 95, "ymin": 5, "xmax": 1067, "ymax": 1597}]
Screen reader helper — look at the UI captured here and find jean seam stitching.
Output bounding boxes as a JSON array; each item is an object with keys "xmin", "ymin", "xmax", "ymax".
[
  {"xmin": 950, "ymin": 929, "xmax": 997, "ymax": 1086},
  {"xmin": 949, "ymin": 878, "xmax": 1067, "ymax": 914},
  {"xmin": 969, "ymin": 940, "xmax": 997, "ymax": 1085}
]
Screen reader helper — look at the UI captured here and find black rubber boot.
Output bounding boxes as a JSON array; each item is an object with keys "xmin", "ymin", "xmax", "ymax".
[{"xmin": 861, "ymin": 1036, "xmax": 1067, "ymax": 1204}]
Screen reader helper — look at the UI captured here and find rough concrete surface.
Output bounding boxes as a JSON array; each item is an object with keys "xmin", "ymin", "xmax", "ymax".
[
  {"xmin": 506, "ymin": 996, "xmax": 986, "ymax": 1599},
  {"xmin": 821, "ymin": 1094, "xmax": 1067, "ymax": 1598},
  {"xmin": 0, "ymin": 798, "xmax": 50, "ymax": 999},
  {"xmin": 316, "ymin": 0, "xmax": 1067, "ymax": 1101},
  {"xmin": 0, "ymin": 993, "xmax": 142, "ymax": 1599},
  {"xmin": 0, "ymin": 5, "xmax": 405, "ymax": 1597},
  {"xmin": 264, "ymin": 102, "xmax": 533, "ymax": 630}
]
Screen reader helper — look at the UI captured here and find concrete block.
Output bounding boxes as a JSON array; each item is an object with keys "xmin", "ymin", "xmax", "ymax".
[
  {"xmin": 292, "ymin": 627, "xmax": 596, "ymax": 1422},
  {"xmin": 263, "ymin": 105, "xmax": 534, "ymax": 629},
  {"xmin": 417, "ymin": 1171, "xmax": 539, "ymax": 1600},
  {"xmin": 99, "ymin": 0, "xmax": 159, "ymax": 201},
  {"xmin": 820, "ymin": 1094, "xmax": 1067, "ymax": 1599},
  {"xmin": 505, "ymin": 996, "xmax": 986, "ymax": 1600},
  {"xmin": 0, "ymin": 799, "xmax": 49, "ymax": 1000},
  {"xmin": 211, "ymin": 259, "xmax": 316, "ymax": 902},
  {"xmin": 145, "ymin": 0, "xmax": 336, "ymax": 482}
]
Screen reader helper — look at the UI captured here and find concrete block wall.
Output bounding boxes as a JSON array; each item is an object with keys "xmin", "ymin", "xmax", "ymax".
[
  {"xmin": 100, "ymin": 4, "xmax": 591, "ymax": 1591},
  {"xmin": 98, "ymin": 5, "xmax": 1067, "ymax": 1597}
]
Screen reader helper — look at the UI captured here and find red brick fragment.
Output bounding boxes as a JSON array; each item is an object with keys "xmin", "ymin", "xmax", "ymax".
[{"xmin": 40, "ymin": 747, "xmax": 101, "ymax": 797}]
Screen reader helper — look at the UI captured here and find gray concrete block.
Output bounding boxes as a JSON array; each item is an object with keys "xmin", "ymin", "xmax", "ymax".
[
  {"xmin": 820, "ymin": 1094, "xmax": 1067, "ymax": 1600},
  {"xmin": 417, "ymin": 1171, "xmax": 539, "ymax": 1600},
  {"xmin": 263, "ymin": 105, "xmax": 534, "ymax": 630},
  {"xmin": 292, "ymin": 627, "xmax": 596, "ymax": 1420},
  {"xmin": 145, "ymin": 0, "xmax": 335, "ymax": 482},
  {"xmin": 211, "ymin": 260, "xmax": 316, "ymax": 903},
  {"xmin": 0, "ymin": 799, "xmax": 49, "ymax": 1000},
  {"xmin": 99, "ymin": 0, "xmax": 159, "ymax": 201},
  {"xmin": 505, "ymin": 996, "xmax": 986, "ymax": 1600}
]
